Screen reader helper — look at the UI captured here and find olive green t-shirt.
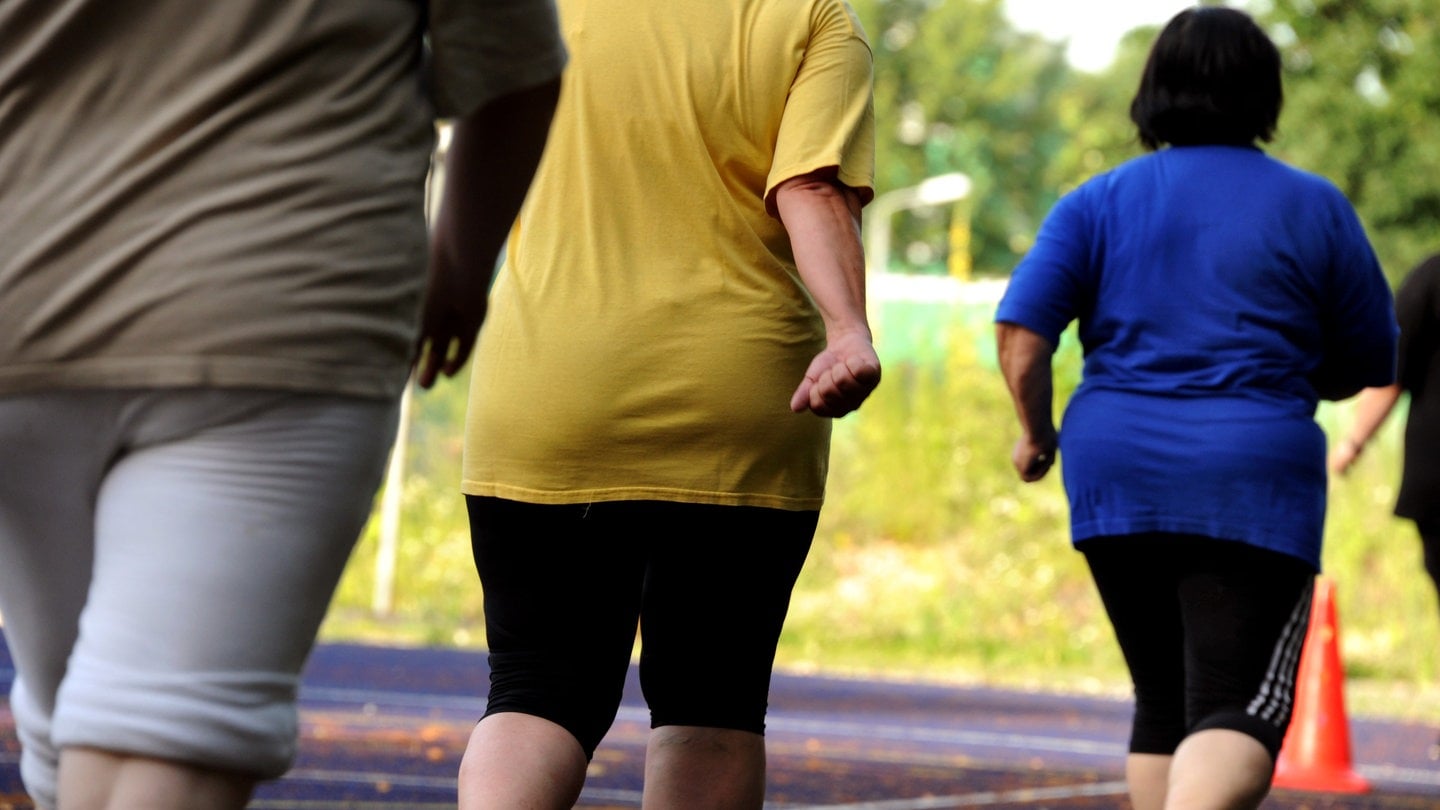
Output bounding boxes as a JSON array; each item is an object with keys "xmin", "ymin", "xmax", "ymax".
[{"xmin": 0, "ymin": 0, "xmax": 565, "ymax": 399}]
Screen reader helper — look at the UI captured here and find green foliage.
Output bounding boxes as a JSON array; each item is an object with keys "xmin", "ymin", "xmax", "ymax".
[
  {"xmin": 850, "ymin": 0, "xmax": 1071, "ymax": 276},
  {"xmin": 1259, "ymin": 0, "xmax": 1440, "ymax": 281},
  {"xmin": 1043, "ymin": 29, "xmax": 1153, "ymax": 193},
  {"xmin": 327, "ymin": 374, "xmax": 486, "ymax": 648},
  {"xmin": 324, "ymin": 318, "xmax": 1440, "ymax": 715},
  {"xmin": 783, "ymin": 323, "xmax": 1118, "ymax": 689},
  {"xmin": 848, "ymin": 0, "xmax": 1440, "ymax": 282},
  {"xmin": 322, "ymin": 0, "xmax": 1440, "ymax": 714},
  {"xmin": 1034, "ymin": 1, "xmax": 1440, "ymax": 282}
]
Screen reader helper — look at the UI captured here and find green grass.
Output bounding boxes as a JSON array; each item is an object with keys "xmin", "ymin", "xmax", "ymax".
[{"xmin": 321, "ymin": 315, "xmax": 1440, "ymax": 721}]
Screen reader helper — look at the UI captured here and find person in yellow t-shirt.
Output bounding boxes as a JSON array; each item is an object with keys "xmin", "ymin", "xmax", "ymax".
[{"xmin": 451, "ymin": 0, "xmax": 880, "ymax": 807}]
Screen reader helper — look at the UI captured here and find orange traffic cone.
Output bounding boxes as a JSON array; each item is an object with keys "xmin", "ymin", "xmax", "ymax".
[{"xmin": 1272, "ymin": 576, "xmax": 1370, "ymax": 793}]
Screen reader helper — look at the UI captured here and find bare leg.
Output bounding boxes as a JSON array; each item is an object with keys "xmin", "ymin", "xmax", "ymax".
[
  {"xmin": 641, "ymin": 726, "xmax": 765, "ymax": 810},
  {"xmin": 457, "ymin": 712, "xmax": 587, "ymax": 810},
  {"xmin": 1126, "ymin": 752, "xmax": 1171, "ymax": 810},
  {"xmin": 1163, "ymin": 729, "xmax": 1272, "ymax": 810},
  {"xmin": 56, "ymin": 747, "xmax": 254, "ymax": 810}
]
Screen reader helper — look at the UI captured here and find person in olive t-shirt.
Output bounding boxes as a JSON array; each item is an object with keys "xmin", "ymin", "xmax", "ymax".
[{"xmin": 0, "ymin": 2, "xmax": 564, "ymax": 808}]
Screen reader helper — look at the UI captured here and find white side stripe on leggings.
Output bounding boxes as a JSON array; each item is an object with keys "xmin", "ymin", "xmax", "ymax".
[{"xmin": 1246, "ymin": 578, "xmax": 1315, "ymax": 724}]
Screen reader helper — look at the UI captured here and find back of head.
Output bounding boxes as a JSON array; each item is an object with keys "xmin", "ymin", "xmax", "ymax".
[{"xmin": 1129, "ymin": 6, "xmax": 1282, "ymax": 151}]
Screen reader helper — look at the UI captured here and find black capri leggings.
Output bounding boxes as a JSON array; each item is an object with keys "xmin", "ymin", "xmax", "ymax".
[
  {"xmin": 467, "ymin": 496, "xmax": 817, "ymax": 759},
  {"xmin": 1080, "ymin": 533, "xmax": 1316, "ymax": 761},
  {"xmin": 1415, "ymin": 520, "xmax": 1440, "ymax": 605}
]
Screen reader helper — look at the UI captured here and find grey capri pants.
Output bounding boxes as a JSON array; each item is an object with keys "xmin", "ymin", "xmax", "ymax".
[{"xmin": 0, "ymin": 388, "xmax": 398, "ymax": 809}]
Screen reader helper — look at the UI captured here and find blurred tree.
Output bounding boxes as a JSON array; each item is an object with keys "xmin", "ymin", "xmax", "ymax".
[
  {"xmin": 1259, "ymin": 0, "xmax": 1440, "ymax": 282},
  {"xmin": 851, "ymin": 0, "xmax": 1072, "ymax": 277},
  {"xmin": 1043, "ymin": 26, "xmax": 1154, "ymax": 199},
  {"xmin": 859, "ymin": 0, "xmax": 1437, "ymax": 284}
]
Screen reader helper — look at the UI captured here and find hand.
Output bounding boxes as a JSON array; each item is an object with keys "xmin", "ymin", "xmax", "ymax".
[
  {"xmin": 790, "ymin": 330, "xmax": 881, "ymax": 418},
  {"xmin": 411, "ymin": 222, "xmax": 492, "ymax": 390},
  {"xmin": 411, "ymin": 83, "xmax": 556, "ymax": 390},
  {"xmin": 1328, "ymin": 438, "xmax": 1362, "ymax": 476},
  {"xmin": 1011, "ymin": 432, "xmax": 1057, "ymax": 482}
]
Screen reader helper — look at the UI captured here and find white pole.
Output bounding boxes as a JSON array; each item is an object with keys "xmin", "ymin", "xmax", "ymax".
[
  {"xmin": 863, "ymin": 173, "xmax": 972, "ymax": 274},
  {"xmin": 372, "ymin": 382, "xmax": 413, "ymax": 616},
  {"xmin": 370, "ymin": 125, "xmax": 447, "ymax": 616}
]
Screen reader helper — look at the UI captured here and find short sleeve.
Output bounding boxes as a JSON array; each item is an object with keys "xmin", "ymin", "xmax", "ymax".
[
  {"xmin": 994, "ymin": 184, "xmax": 1098, "ymax": 345},
  {"xmin": 1314, "ymin": 191, "xmax": 1398, "ymax": 390},
  {"xmin": 1395, "ymin": 256, "xmax": 1440, "ymax": 391},
  {"xmin": 763, "ymin": 0, "xmax": 875, "ymax": 210},
  {"xmin": 428, "ymin": 0, "xmax": 568, "ymax": 119}
]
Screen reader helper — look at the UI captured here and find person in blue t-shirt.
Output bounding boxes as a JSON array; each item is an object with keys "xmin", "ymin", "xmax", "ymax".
[{"xmin": 995, "ymin": 8, "xmax": 1397, "ymax": 810}]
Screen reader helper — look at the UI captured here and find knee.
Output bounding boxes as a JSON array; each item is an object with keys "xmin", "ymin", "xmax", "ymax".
[
  {"xmin": 1191, "ymin": 709, "xmax": 1287, "ymax": 762},
  {"xmin": 484, "ymin": 651, "xmax": 627, "ymax": 759},
  {"xmin": 13, "ymin": 677, "xmax": 62, "ymax": 809},
  {"xmin": 640, "ymin": 654, "xmax": 770, "ymax": 735},
  {"xmin": 1128, "ymin": 690, "xmax": 1187, "ymax": 755}
]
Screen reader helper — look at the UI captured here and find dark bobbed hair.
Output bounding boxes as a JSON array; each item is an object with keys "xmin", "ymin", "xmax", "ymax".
[{"xmin": 1129, "ymin": 6, "xmax": 1283, "ymax": 151}]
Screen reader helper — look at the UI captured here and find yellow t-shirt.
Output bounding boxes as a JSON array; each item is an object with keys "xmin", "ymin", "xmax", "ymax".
[{"xmin": 462, "ymin": 0, "xmax": 875, "ymax": 509}]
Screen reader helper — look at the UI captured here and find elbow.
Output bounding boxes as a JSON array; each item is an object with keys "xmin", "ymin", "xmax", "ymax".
[
  {"xmin": 996, "ymin": 322, "xmax": 1055, "ymax": 359},
  {"xmin": 770, "ymin": 169, "xmax": 860, "ymax": 220},
  {"xmin": 996, "ymin": 322, "xmax": 1056, "ymax": 385}
]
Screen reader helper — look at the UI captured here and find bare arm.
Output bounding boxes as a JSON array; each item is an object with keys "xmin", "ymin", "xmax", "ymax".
[
  {"xmin": 997, "ymin": 322, "xmax": 1058, "ymax": 482},
  {"xmin": 1328, "ymin": 382, "xmax": 1403, "ymax": 475},
  {"xmin": 413, "ymin": 76, "xmax": 562, "ymax": 389},
  {"xmin": 773, "ymin": 171, "xmax": 881, "ymax": 418}
]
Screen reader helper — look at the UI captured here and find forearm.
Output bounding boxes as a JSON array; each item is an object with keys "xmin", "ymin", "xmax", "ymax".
[
  {"xmin": 774, "ymin": 171, "xmax": 880, "ymax": 417},
  {"xmin": 1339, "ymin": 382, "xmax": 1403, "ymax": 452},
  {"xmin": 412, "ymin": 77, "xmax": 561, "ymax": 388},
  {"xmin": 997, "ymin": 322, "xmax": 1056, "ymax": 442},
  {"xmin": 433, "ymin": 77, "xmax": 561, "ymax": 276},
  {"xmin": 773, "ymin": 173, "xmax": 870, "ymax": 341}
]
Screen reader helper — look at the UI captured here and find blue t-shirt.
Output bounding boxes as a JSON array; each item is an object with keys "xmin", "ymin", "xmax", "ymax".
[{"xmin": 996, "ymin": 145, "xmax": 1397, "ymax": 568}]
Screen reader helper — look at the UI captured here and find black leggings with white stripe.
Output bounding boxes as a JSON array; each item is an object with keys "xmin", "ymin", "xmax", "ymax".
[{"xmin": 1080, "ymin": 534, "xmax": 1316, "ymax": 760}]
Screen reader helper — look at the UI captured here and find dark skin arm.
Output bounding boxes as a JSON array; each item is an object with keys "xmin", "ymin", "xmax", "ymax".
[
  {"xmin": 997, "ymin": 321, "xmax": 1058, "ymax": 482},
  {"xmin": 413, "ymin": 77, "xmax": 562, "ymax": 389}
]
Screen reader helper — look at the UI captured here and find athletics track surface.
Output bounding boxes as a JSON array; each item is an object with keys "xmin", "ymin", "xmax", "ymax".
[{"xmin": 3, "ymin": 633, "xmax": 1439, "ymax": 809}]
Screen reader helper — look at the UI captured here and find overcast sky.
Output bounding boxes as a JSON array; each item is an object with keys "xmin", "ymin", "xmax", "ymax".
[{"xmin": 1002, "ymin": 1, "xmax": 1204, "ymax": 72}]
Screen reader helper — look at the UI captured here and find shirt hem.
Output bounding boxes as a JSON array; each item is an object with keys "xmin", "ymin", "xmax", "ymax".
[
  {"xmin": 461, "ymin": 480, "xmax": 825, "ymax": 512},
  {"xmin": 0, "ymin": 358, "xmax": 404, "ymax": 400},
  {"xmin": 1070, "ymin": 517, "xmax": 1319, "ymax": 569}
]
